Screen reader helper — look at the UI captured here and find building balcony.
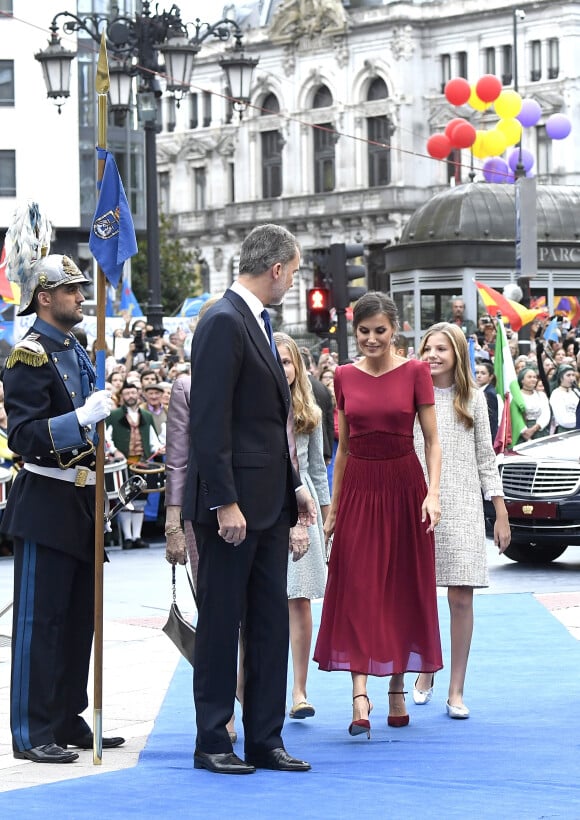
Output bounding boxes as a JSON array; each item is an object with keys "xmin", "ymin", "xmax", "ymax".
[{"xmin": 173, "ymin": 185, "xmax": 434, "ymax": 241}]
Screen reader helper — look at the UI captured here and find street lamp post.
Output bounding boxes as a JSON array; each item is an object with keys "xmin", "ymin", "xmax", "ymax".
[
  {"xmin": 511, "ymin": 7, "xmax": 535, "ymax": 350},
  {"xmin": 512, "ymin": 8, "xmax": 526, "ymax": 179},
  {"xmin": 35, "ymin": 1, "xmax": 258, "ymax": 335}
]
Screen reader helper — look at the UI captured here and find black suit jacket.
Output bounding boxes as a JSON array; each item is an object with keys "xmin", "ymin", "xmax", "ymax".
[
  {"xmin": 482, "ymin": 383, "xmax": 499, "ymax": 440},
  {"xmin": 183, "ymin": 289, "xmax": 299, "ymax": 531}
]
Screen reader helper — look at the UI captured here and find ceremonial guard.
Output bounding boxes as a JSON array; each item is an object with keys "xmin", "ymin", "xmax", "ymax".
[{"xmin": 1, "ymin": 204, "xmax": 123, "ymax": 763}]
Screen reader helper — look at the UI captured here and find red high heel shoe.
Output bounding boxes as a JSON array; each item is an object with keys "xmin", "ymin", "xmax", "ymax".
[
  {"xmin": 348, "ymin": 693, "xmax": 373, "ymax": 739},
  {"xmin": 388, "ymin": 690, "xmax": 409, "ymax": 727}
]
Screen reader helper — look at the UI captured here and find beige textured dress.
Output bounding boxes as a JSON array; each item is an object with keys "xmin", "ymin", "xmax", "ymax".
[{"xmin": 414, "ymin": 385, "xmax": 503, "ymax": 588}]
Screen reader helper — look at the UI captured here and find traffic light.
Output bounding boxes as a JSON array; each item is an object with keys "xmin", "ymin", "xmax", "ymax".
[
  {"xmin": 330, "ymin": 242, "xmax": 367, "ymax": 310},
  {"xmin": 307, "ymin": 287, "xmax": 331, "ymax": 334}
]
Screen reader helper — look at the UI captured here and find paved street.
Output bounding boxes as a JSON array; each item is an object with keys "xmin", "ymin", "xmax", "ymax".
[
  {"xmin": 0, "ymin": 538, "xmax": 185, "ymax": 791},
  {"xmin": 1, "ymin": 538, "xmax": 579, "ymax": 791}
]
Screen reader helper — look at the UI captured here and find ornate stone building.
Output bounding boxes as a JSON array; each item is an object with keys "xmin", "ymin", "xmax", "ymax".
[{"xmin": 156, "ymin": 0, "xmax": 580, "ymax": 326}]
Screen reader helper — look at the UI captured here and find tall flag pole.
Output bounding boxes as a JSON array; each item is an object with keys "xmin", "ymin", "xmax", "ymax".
[{"xmin": 92, "ymin": 32, "xmax": 109, "ymax": 766}]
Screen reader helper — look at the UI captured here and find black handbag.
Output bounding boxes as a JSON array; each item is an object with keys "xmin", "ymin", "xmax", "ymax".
[{"xmin": 162, "ymin": 564, "xmax": 197, "ymax": 666}]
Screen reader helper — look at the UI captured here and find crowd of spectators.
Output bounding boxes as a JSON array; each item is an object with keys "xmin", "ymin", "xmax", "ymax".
[
  {"xmin": 93, "ymin": 307, "xmax": 580, "ymax": 488},
  {"xmin": 1, "ymin": 298, "xmax": 579, "ymax": 559},
  {"xmin": 466, "ymin": 311, "xmax": 580, "ymax": 443}
]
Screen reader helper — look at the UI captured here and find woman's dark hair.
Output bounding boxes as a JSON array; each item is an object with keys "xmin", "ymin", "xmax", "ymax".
[
  {"xmin": 72, "ymin": 327, "xmax": 88, "ymax": 349},
  {"xmin": 352, "ymin": 292, "xmax": 399, "ymax": 331},
  {"xmin": 564, "ymin": 338, "xmax": 579, "ymax": 357},
  {"xmin": 557, "ymin": 364, "xmax": 576, "ymax": 384},
  {"xmin": 476, "ymin": 359, "xmax": 495, "ymax": 383}
]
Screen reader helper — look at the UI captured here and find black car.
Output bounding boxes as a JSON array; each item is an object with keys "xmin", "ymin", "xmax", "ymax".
[{"xmin": 484, "ymin": 430, "xmax": 580, "ymax": 563}]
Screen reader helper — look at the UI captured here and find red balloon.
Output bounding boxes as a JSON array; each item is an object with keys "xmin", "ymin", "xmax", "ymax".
[
  {"xmin": 452, "ymin": 121, "xmax": 477, "ymax": 148},
  {"xmin": 427, "ymin": 133, "xmax": 451, "ymax": 160},
  {"xmin": 475, "ymin": 74, "xmax": 502, "ymax": 103},
  {"xmin": 445, "ymin": 77, "xmax": 471, "ymax": 106},
  {"xmin": 445, "ymin": 118, "xmax": 467, "ymax": 140}
]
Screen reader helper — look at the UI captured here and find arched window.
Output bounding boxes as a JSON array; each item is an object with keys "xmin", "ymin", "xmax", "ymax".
[
  {"xmin": 260, "ymin": 94, "xmax": 282, "ymax": 198},
  {"xmin": 364, "ymin": 76, "xmax": 391, "ymax": 186},
  {"xmin": 262, "ymin": 131, "xmax": 283, "ymax": 198},
  {"xmin": 367, "ymin": 116, "xmax": 392, "ymax": 187},
  {"xmin": 367, "ymin": 77, "xmax": 388, "ymax": 101},
  {"xmin": 311, "ymin": 85, "xmax": 335, "ymax": 192},
  {"xmin": 314, "ymin": 124, "xmax": 336, "ymax": 193},
  {"xmin": 312, "ymin": 85, "xmax": 333, "ymax": 108},
  {"xmin": 261, "ymin": 93, "xmax": 280, "ymax": 115}
]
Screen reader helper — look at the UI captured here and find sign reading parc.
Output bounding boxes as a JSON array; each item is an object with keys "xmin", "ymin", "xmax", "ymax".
[{"xmin": 538, "ymin": 245, "xmax": 580, "ymax": 266}]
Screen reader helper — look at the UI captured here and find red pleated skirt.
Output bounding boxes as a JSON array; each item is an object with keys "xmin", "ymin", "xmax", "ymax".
[{"xmin": 314, "ymin": 432, "xmax": 443, "ymax": 676}]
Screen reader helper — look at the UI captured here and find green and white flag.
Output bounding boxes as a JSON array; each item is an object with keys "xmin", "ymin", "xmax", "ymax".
[{"xmin": 493, "ymin": 320, "xmax": 526, "ymax": 451}]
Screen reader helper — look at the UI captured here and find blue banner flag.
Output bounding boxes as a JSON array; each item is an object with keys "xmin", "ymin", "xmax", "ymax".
[
  {"xmin": 89, "ymin": 148, "xmax": 137, "ymax": 288},
  {"xmin": 119, "ymin": 283, "xmax": 144, "ymax": 317},
  {"xmin": 543, "ymin": 316, "xmax": 560, "ymax": 342},
  {"xmin": 468, "ymin": 336, "xmax": 476, "ymax": 376}
]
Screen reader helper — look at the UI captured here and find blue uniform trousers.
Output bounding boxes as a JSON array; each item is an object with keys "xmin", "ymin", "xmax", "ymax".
[{"xmin": 11, "ymin": 539, "xmax": 94, "ymax": 751}]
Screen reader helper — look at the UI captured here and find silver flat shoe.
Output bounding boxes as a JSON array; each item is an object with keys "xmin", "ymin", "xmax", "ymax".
[
  {"xmin": 446, "ymin": 699, "xmax": 470, "ymax": 719},
  {"xmin": 412, "ymin": 674, "xmax": 434, "ymax": 705}
]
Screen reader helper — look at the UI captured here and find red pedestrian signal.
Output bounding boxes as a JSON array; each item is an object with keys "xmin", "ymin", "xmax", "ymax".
[
  {"xmin": 309, "ymin": 288, "xmax": 329, "ymax": 311},
  {"xmin": 307, "ymin": 287, "xmax": 331, "ymax": 334}
]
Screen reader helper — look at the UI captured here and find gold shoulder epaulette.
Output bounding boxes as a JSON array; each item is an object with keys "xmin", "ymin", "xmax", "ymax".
[{"xmin": 5, "ymin": 339, "xmax": 48, "ymax": 369}]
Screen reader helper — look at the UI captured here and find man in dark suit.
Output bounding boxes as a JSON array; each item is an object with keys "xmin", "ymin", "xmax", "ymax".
[
  {"xmin": 1, "ymin": 250, "xmax": 123, "ymax": 763},
  {"xmin": 183, "ymin": 224, "xmax": 316, "ymax": 775}
]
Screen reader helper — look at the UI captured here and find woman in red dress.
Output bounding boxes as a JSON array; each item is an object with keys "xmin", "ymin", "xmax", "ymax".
[{"xmin": 313, "ymin": 292, "xmax": 443, "ymax": 737}]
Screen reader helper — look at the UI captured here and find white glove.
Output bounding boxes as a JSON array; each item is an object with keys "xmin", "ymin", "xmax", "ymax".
[{"xmin": 75, "ymin": 390, "xmax": 113, "ymax": 427}]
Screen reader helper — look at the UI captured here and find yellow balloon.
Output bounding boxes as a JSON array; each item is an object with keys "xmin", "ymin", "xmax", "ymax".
[
  {"xmin": 483, "ymin": 129, "xmax": 508, "ymax": 157},
  {"xmin": 494, "ymin": 90, "xmax": 523, "ymax": 119},
  {"xmin": 468, "ymin": 84, "xmax": 490, "ymax": 112},
  {"xmin": 471, "ymin": 130, "xmax": 488, "ymax": 159},
  {"xmin": 497, "ymin": 117, "xmax": 523, "ymax": 146}
]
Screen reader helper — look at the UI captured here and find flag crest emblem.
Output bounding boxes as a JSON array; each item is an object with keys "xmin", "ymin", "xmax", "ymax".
[{"xmin": 93, "ymin": 207, "xmax": 121, "ymax": 241}]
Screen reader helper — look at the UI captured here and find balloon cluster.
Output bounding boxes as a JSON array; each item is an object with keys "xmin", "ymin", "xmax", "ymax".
[{"xmin": 426, "ymin": 75, "xmax": 572, "ymax": 183}]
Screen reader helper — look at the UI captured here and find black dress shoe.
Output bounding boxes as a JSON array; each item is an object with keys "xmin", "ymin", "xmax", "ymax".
[
  {"xmin": 13, "ymin": 743, "xmax": 79, "ymax": 764},
  {"xmin": 122, "ymin": 539, "xmax": 134, "ymax": 550},
  {"xmin": 132, "ymin": 538, "xmax": 149, "ymax": 549},
  {"xmin": 194, "ymin": 751, "xmax": 255, "ymax": 775},
  {"xmin": 62, "ymin": 733, "xmax": 125, "ymax": 750},
  {"xmin": 245, "ymin": 747, "xmax": 311, "ymax": 772}
]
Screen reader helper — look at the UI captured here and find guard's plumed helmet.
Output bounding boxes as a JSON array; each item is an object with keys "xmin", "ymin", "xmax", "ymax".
[{"xmin": 4, "ymin": 202, "xmax": 90, "ymax": 315}]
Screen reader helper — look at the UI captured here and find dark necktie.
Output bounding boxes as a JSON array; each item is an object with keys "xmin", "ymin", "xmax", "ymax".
[
  {"xmin": 260, "ymin": 311, "xmax": 298, "ymax": 472},
  {"xmin": 261, "ymin": 308, "xmax": 277, "ymax": 357}
]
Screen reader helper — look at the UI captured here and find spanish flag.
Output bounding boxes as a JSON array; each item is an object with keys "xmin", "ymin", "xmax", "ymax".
[{"xmin": 475, "ymin": 281, "xmax": 547, "ymax": 331}]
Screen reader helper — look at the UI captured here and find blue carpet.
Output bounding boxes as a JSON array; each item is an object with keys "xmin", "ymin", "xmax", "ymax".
[{"xmin": 2, "ymin": 594, "xmax": 580, "ymax": 819}]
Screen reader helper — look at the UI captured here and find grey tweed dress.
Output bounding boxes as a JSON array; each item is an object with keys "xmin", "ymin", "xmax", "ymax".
[
  {"xmin": 414, "ymin": 386, "xmax": 503, "ymax": 588},
  {"xmin": 287, "ymin": 422, "xmax": 330, "ymax": 600}
]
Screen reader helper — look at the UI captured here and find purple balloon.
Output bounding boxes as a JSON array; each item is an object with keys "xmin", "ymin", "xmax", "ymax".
[
  {"xmin": 507, "ymin": 148, "xmax": 534, "ymax": 173},
  {"xmin": 546, "ymin": 113, "xmax": 572, "ymax": 140},
  {"xmin": 483, "ymin": 157, "xmax": 509, "ymax": 184},
  {"xmin": 517, "ymin": 99, "xmax": 542, "ymax": 128}
]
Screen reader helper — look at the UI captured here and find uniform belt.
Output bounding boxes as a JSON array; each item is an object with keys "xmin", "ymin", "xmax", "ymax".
[{"xmin": 23, "ymin": 463, "xmax": 97, "ymax": 487}]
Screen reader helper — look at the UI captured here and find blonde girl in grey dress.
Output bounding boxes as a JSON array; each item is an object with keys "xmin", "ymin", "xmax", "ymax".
[
  {"xmin": 414, "ymin": 323, "xmax": 511, "ymax": 719},
  {"xmin": 275, "ymin": 333, "xmax": 330, "ymax": 719}
]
